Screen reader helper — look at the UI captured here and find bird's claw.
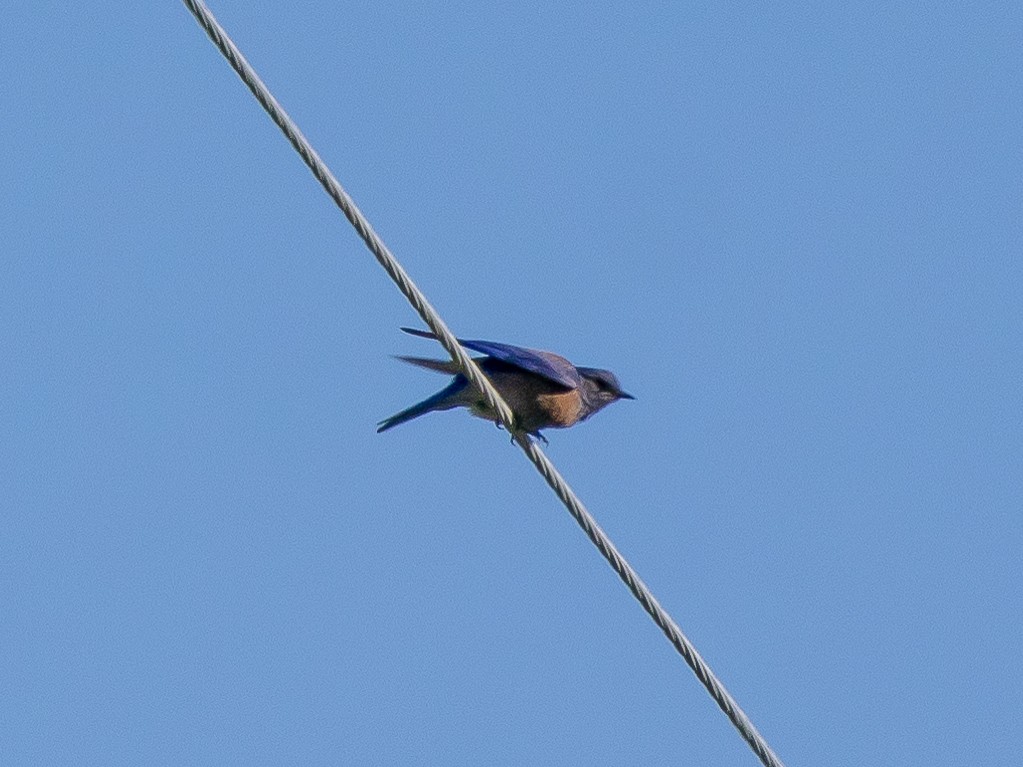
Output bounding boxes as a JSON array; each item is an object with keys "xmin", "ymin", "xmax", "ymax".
[{"xmin": 495, "ymin": 420, "xmax": 548, "ymax": 446}]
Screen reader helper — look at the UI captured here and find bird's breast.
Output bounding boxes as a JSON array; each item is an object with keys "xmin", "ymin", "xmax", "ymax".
[
  {"xmin": 469, "ymin": 370, "xmax": 584, "ymax": 432},
  {"xmin": 534, "ymin": 389, "xmax": 586, "ymax": 429}
]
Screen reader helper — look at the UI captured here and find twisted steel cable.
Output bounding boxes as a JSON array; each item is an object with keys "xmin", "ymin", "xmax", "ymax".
[{"xmin": 181, "ymin": 3, "xmax": 785, "ymax": 765}]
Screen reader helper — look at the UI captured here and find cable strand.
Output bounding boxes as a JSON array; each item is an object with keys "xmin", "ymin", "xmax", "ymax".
[{"xmin": 181, "ymin": 3, "xmax": 785, "ymax": 765}]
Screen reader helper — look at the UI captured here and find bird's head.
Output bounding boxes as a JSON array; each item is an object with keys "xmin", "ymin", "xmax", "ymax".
[{"xmin": 576, "ymin": 367, "xmax": 634, "ymax": 417}]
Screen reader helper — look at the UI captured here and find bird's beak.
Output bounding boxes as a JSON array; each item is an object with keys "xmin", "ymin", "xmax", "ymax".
[{"xmin": 618, "ymin": 391, "xmax": 635, "ymax": 400}]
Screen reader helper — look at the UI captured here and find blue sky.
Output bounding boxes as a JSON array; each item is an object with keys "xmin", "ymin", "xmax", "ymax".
[{"xmin": 2, "ymin": 2, "xmax": 1020, "ymax": 765}]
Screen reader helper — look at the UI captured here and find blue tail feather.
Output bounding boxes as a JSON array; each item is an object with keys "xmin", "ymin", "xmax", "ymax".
[{"xmin": 377, "ymin": 380, "xmax": 468, "ymax": 433}]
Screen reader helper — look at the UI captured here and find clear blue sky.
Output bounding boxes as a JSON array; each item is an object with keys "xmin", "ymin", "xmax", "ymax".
[{"xmin": 2, "ymin": 2, "xmax": 1020, "ymax": 765}]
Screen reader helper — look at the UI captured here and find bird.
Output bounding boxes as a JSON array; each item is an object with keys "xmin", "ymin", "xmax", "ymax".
[{"xmin": 377, "ymin": 327, "xmax": 634, "ymax": 442}]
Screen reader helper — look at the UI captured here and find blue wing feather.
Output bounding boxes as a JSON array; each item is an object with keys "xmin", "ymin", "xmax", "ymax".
[{"xmin": 399, "ymin": 327, "xmax": 580, "ymax": 389}]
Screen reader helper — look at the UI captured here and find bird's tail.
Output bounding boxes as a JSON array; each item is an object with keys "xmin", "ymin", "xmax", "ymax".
[
  {"xmin": 376, "ymin": 382, "xmax": 467, "ymax": 433},
  {"xmin": 393, "ymin": 355, "xmax": 461, "ymax": 374}
]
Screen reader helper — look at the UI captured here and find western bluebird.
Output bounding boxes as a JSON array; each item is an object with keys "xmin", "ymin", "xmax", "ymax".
[{"xmin": 377, "ymin": 327, "xmax": 634, "ymax": 442}]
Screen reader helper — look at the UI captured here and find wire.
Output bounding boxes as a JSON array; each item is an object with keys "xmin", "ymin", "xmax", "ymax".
[{"xmin": 181, "ymin": 3, "xmax": 786, "ymax": 765}]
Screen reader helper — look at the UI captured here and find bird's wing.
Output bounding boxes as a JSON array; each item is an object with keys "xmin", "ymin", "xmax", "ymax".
[{"xmin": 399, "ymin": 327, "xmax": 580, "ymax": 389}]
